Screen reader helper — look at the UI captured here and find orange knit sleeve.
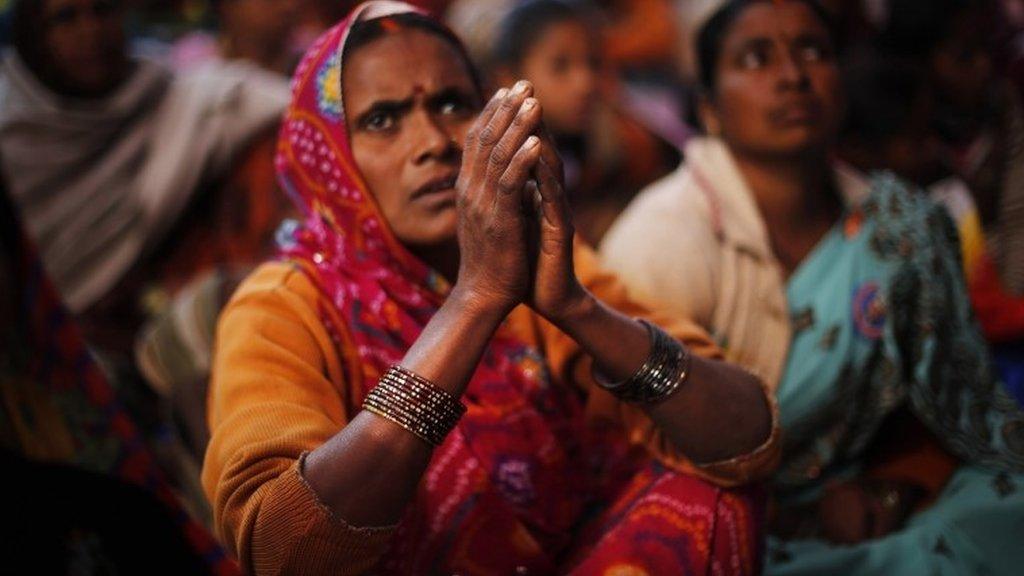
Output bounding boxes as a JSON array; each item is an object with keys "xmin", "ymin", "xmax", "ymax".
[
  {"xmin": 201, "ymin": 264, "xmax": 395, "ymax": 576},
  {"xmin": 536, "ymin": 242, "xmax": 781, "ymax": 487}
]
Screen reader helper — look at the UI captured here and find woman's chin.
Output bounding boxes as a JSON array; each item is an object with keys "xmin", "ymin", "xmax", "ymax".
[
  {"xmin": 396, "ymin": 210, "xmax": 459, "ymax": 250},
  {"xmin": 750, "ymin": 131, "xmax": 832, "ymax": 159}
]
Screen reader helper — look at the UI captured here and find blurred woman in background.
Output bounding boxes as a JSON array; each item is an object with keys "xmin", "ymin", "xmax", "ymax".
[
  {"xmin": 1, "ymin": 0, "xmax": 295, "ymax": 517},
  {"xmin": 0, "ymin": 0, "xmax": 290, "ymax": 349},
  {"xmin": 836, "ymin": 48, "xmax": 1024, "ymax": 365},
  {"xmin": 602, "ymin": 1, "xmax": 1024, "ymax": 574}
]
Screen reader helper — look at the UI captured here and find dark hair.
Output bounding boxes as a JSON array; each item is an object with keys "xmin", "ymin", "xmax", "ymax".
[
  {"xmin": 840, "ymin": 47, "xmax": 929, "ymax": 144},
  {"xmin": 491, "ymin": 0, "xmax": 594, "ymax": 69},
  {"xmin": 696, "ymin": 0, "xmax": 837, "ymax": 92},
  {"xmin": 343, "ymin": 11, "xmax": 482, "ymax": 96}
]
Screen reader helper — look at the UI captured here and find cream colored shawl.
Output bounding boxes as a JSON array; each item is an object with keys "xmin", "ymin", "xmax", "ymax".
[
  {"xmin": 0, "ymin": 52, "xmax": 289, "ymax": 312},
  {"xmin": 601, "ymin": 137, "xmax": 868, "ymax": 390}
]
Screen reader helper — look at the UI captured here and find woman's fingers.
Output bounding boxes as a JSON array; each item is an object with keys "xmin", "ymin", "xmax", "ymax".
[
  {"xmin": 471, "ymin": 81, "xmax": 534, "ymax": 181},
  {"xmin": 484, "ymin": 97, "xmax": 542, "ymax": 187},
  {"xmin": 535, "ymin": 121, "xmax": 565, "ymax": 189},
  {"xmin": 462, "ymin": 87, "xmax": 509, "ymax": 170},
  {"xmin": 534, "ymin": 153, "xmax": 572, "ymax": 234},
  {"xmin": 496, "ymin": 135, "xmax": 542, "ymax": 213},
  {"xmin": 459, "ymin": 87, "xmax": 514, "ymax": 208}
]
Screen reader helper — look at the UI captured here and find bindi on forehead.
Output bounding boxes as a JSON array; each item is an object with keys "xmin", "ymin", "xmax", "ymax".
[{"xmin": 345, "ymin": 32, "xmax": 474, "ymax": 98}]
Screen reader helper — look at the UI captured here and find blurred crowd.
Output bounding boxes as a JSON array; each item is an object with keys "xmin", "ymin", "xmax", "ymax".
[{"xmin": 2, "ymin": 0, "xmax": 1024, "ymax": 574}]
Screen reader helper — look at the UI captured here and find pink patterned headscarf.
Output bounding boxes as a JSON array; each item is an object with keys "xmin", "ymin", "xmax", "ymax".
[{"xmin": 277, "ymin": 1, "xmax": 448, "ymax": 330}]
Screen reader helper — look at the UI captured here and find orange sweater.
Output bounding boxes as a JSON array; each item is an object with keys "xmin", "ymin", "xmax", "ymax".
[{"xmin": 202, "ymin": 245, "xmax": 780, "ymax": 575}]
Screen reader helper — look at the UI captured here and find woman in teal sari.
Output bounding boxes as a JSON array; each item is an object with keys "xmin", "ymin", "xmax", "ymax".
[{"xmin": 601, "ymin": 1, "xmax": 1024, "ymax": 574}]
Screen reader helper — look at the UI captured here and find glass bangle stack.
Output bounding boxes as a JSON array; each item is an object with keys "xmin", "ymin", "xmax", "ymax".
[{"xmin": 362, "ymin": 364, "xmax": 467, "ymax": 446}]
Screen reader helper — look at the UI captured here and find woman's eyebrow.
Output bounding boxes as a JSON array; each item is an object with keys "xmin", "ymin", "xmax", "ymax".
[
  {"xmin": 733, "ymin": 37, "xmax": 774, "ymax": 54},
  {"xmin": 425, "ymin": 86, "xmax": 478, "ymax": 107},
  {"xmin": 791, "ymin": 32, "xmax": 831, "ymax": 47},
  {"xmin": 354, "ymin": 98, "xmax": 414, "ymax": 124}
]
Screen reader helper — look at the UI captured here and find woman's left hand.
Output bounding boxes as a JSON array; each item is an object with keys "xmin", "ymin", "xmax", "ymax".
[
  {"xmin": 517, "ymin": 125, "xmax": 775, "ymax": 467},
  {"xmin": 525, "ymin": 127, "xmax": 586, "ymax": 322}
]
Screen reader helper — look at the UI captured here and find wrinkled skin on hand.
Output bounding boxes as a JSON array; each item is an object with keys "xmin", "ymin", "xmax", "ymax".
[{"xmin": 454, "ymin": 81, "xmax": 544, "ymax": 313}]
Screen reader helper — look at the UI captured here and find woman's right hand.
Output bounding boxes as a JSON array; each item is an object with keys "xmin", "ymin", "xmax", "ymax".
[{"xmin": 454, "ymin": 81, "xmax": 544, "ymax": 315}]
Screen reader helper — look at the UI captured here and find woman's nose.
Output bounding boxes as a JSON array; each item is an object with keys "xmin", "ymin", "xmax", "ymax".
[
  {"xmin": 412, "ymin": 112, "xmax": 456, "ymax": 164},
  {"xmin": 778, "ymin": 52, "xmax": 811, "ymax": 90}
]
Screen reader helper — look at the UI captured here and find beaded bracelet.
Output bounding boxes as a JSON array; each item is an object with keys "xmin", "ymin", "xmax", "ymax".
[
  {"xmin": 362, "ymin": 365, "xmax": 467, "ymax": 446},
  {"xmin": 595, "ymin": 319, "xmax": 692, "ymax": 404}
]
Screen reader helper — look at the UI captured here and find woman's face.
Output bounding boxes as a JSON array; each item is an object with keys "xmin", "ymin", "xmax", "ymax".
[
  {"xmin": 517, "ymin": 19, "xmax": 599, "ymax": 137},
  {"xmin": 343, "ymin": 29, "xmax": 481, "ymax": 250},
  {"xmin": 701, "ymin": 2, "xmax": 843, "ymax": 159},
  {"xmin": 40, "ymin": 0, "xmax": 128, "ymax": 96}
]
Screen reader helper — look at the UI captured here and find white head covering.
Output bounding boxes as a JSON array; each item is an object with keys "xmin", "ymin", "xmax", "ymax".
[
  {"xmin": 674, "ymin": 0, "xmax": 729, "ymax": 81},
  {"xmin": 0, "ymin": 53, "xmax": 290, "ymax": 311}
]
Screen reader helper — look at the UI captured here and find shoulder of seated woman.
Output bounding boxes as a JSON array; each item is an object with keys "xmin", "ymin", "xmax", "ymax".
[
  {"xmin": 227, "ymin": 261, "xmax": 320, "ymax": 310},
  {"xmin": 633, "ymin": 166, "xmax": 709, "ymax": 215},
  {"xmin": 607, "ymin": 171, "xmax": 713, "ymax": 249}
]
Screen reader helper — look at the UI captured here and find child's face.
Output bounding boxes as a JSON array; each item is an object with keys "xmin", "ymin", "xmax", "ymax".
[{"xmin": 518, "ymin": 19, "xmax": 600, "ymax": 137}]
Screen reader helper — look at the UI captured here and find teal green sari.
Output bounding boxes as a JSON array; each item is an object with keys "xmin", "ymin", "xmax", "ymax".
[{"xmin": 766, "ymin": 175, "xmax": 1024, "ymax": 575}]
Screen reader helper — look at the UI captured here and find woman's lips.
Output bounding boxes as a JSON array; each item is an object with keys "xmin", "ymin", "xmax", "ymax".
[
  {"xmin": 412, "ymin": 174, "xmax": 458, "ymax": 203},
  {"xmin": 769, "ymin": 100, "xmax": 824, "ymax": 126}
]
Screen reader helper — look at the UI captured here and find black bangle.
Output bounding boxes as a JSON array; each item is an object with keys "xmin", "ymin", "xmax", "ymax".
[{"xmin": 595, "ymin": 319, "xmax": 692, "ymax": 404}]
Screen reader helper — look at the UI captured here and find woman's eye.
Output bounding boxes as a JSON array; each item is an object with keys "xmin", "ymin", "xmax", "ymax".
[
  {"xmin": 364, "ymin": 112, "xmax": 395, "ymax": 132},
  {"xmin": 799, "ymin": 43, "xmax": 830, "ymax": 63},
  {"xmin": 439, "ymin": 99, "xmax": 466, "ymax": 116},
  {"xmin": 739, "ymin": 49, "xmax": 767, "ymax": 70}
]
